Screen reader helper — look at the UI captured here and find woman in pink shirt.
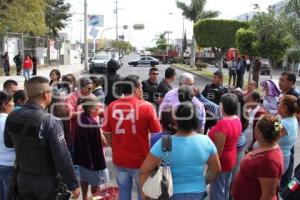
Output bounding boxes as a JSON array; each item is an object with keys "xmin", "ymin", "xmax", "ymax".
[{"xmin": 209, "ymin": 93, "xmax": 242, "ymax": 200}]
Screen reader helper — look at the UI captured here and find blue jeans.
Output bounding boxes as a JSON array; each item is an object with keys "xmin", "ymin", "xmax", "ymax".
[
  {"xmin": 232, "ymin": 148, "xmax": 245, "ymax": 181},
  {"xmin": 172, "ymin": 192, "xmax": 206, "ymax": 200},
  {"xmin": 280, "ymin": 146, "xmax": 294, "ymax": 191},
  {"xmin": 23, "ymin": 69, "xmax": 31, "ymax": 81},
  {"xmin": 210, "ymin": 171, "xmax": 232, "ymax": 200},
  {"xmin": 0, "ymin": 166, "xmax": 14, "ymax": 200},
  {"xmin": 115, "ymin": 167, "xmax": 142, "ymax": 200}
]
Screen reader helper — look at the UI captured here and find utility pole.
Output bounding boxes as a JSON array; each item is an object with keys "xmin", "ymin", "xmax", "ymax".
[
  {"xmin": 84, "ymin": 0, "xmax": 88, "ymax": 70},
  {"xmin": 181, "ymin": 17, "xmax": 185, "ymax": 58},
  {"xmin": 115, "ymin": 0, "xmax": 119, "ymax": 56}
]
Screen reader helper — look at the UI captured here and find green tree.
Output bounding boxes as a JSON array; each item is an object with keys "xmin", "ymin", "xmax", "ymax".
[
  {"xmin": 285, "ymin": 0, "xmax": 300, "ymax": 43},
  {"xmin": 235, "ymin": 28, "xmax": 257, "ymax": 56},
  {"xmin": 45, "ymin": 0, "xmax": 71, "ymax": 39},
  {"xmin": 194, "ymin": 19, "xmax": 249, "ymax": 70},
  {"xmin": 176, "ymin": 0, "xmax": 219, "ymax": 67},
  {"xmin": 111, "ymin": 40, "xmax": 133, "ymax": 54},
  {"xmin": 251, "ymin": 10, "xmax": 292, "ymax": 77},
  {"xmin": 155, "ymin": 33, "xmax": 167, "ymax": 50},
  {"xmin": 236, "ymin": 28, "xmax": 258, "ymax": 81},
  {"xmin": 0, "ymin": 0, "xmax": 46, "ymax": 35},
  {"xmin": 286, "ymin": 0, "xmax": 300, "ymax": 18}
]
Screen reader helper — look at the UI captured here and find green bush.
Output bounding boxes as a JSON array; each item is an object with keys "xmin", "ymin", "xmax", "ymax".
[{"xmin": 195, "ymin": 61, "xmax": 208, "ymax": 70}]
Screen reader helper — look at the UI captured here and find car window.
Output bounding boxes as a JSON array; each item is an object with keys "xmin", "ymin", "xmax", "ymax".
[
  {"xmin": 146, "ymin": 57, "xmax": 153, "ymax": 61},
  {"xmin": 94, "ymin": 55, "xmax": 110, "ymax": 60},
  {"xmin": 140, "ymin": 57, "xmax": 146, "ymax": 61}
]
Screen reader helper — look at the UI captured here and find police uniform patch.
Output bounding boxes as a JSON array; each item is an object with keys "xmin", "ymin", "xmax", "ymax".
[{"xmin": 57, "ymin": 132, "xmax": 65, "ymax": 143}]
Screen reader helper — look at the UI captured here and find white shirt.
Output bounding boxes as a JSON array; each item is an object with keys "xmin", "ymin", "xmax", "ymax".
[
  {"xmin": 0, "ymin": 113, "xmax": 15, "ymax": 166},
  {"xmin": 244, "ymin": 105, "xmax": 260, "ymax": 149}
]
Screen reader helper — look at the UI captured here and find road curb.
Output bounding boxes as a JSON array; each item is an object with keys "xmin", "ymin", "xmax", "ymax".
[{"xmin": 171, "ymin": 64, "xmax": 212, "ymax": 82}]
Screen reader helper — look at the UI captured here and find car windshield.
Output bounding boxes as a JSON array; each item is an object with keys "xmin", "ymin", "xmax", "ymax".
[{"xmin": 94, "ymin": 55, "xmax": 109, "ymax": 60}]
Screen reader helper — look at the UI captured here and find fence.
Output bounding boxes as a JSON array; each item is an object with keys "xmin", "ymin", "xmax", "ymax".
[{"xmin": 0, "ymin": 32, "xmax": 47, "ymax": 66}]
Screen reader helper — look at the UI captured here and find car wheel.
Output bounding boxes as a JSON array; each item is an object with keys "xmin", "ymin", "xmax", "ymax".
[{"xmin": 134, "ymin": 63, "xmax": 138, "ymax": 67}]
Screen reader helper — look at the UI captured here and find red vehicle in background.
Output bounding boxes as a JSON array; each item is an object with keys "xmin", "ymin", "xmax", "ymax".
[
  {"xmin": 227, "ymin": 48, "xmax": 240, "ymax": 60},
  {"xmin": 152, "ymin": 49, "xmax": 178, "ymax": 64}
]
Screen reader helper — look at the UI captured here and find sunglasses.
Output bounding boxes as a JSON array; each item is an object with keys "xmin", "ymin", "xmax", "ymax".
[{"xmin": 151, "ymin": 73, "xmax": 159, "ymax": 75}]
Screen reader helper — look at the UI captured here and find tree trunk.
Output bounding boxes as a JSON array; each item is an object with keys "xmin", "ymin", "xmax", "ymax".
[
  {"xmin": 212, "ymin": 48, "xmax": 226, "ymax": 72},
  {"xmin": 190, "ymin": 35, "xmax": 196, "ymax": 67},
  {"xmin": 47, "ymin": 36, "xmax": 50, "ymax": 67},
  {"xmin": 270, "ymin": 59, "xmax": 274, "ymax": 79},
  {"xmin": 248, "ymin": 57, "xmax": 253, "ymax": 83}
]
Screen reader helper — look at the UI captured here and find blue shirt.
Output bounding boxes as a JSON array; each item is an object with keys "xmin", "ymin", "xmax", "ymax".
[
  {"xmin": 150, "ymin": 131, "xmax": 170, "ymax": 147},
  {"xmin": 151, "ymin": 134, "xmax": 217, "ymax": 194},
  {"xmin": 0, "ymin": 113, "xmax": 15, "ymax": 166},
  {"xmin": 279, "ymin": 117, "xmax": 298, "ymax": 158}
]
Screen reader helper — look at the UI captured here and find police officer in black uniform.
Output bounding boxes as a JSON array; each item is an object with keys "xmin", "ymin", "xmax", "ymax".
[
  {"xmin": 142, "ymin": 67, "xmax": 159, "ymax": 105},
  {"xmin": 104, "ymin": 59, "xmax": 122, "ymax": 106},
  {"xmin": 202, "ymin": 70, "xmax": 228, "ymax": 134},
  {"xmin": 4, "ymin": 76, "xmax": 80, "ymax": 200},
  {"xmin": 13, "ymin": 52, "xmax": 22, "ymax": 75}
]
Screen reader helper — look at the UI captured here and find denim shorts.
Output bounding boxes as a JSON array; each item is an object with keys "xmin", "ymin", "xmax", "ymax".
[
  {"xmin": 79, "ymin": 166, "xmax": 109, "ymax": 186},
  {"xmin": 0, "ymin": 165, "xmax": 14, "ymax": 200}
]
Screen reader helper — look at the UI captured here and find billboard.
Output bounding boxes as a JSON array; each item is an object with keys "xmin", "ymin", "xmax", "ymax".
[{"xmin": 88, "ymin": 15, "xmax": 104, "ymax": 27}]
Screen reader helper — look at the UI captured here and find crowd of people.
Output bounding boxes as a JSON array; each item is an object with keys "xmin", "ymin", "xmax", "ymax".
[
  {"xmin": 0, "ymin": 57, "xmax": 300, "ymax": 200},
  {"xmin": 1, "ymin": 52, "xmax": 37, "ymax": 79}
]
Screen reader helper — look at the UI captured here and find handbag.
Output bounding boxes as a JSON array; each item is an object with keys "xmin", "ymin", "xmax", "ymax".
[{"xmin": 142, "ymin": 135, "xmax": 173, "ymax": 200}]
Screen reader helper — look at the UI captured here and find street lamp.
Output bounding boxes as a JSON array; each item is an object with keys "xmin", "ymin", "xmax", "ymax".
[
  {"xmin": 99, "ymin": 24, "xmax": 145, "ymax": 49},
  {"xmin": 84, "ymin": 0, "xmax": 88, "ymax": 70}
]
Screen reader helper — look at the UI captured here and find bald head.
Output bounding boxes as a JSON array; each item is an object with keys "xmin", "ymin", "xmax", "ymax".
[{"xmin": 25, "ymin": 76, "xmax": 51, "ymax": 99}]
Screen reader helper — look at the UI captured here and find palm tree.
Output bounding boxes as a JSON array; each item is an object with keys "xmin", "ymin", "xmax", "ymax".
[
  {"xmin": 176, "ymin": 0, "xmax": 219, "ymax": 67},
  {"xmin": 286, "ymin": 0, "xmax": 300, "ymax": 18}
]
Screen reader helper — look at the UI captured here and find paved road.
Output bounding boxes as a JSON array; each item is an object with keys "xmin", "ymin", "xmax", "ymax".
[{"xmin": 118, "ymin": 54, "xmax": 210, "ymax": 89}]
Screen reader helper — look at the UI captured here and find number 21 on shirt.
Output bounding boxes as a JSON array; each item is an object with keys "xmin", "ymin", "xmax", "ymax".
[{"xmin": 112, "ymin": 109, "xmax": 137, "ymax": 134}]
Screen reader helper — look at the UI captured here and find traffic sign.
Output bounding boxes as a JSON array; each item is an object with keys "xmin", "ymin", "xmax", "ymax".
[
  {"xmin": 133, "ymin": 24, "xmax": 145, "ymax": 30},
  {"xmin": 88, "ymin": 15, "xmax": 104, "ymax": 27},
  {"xmin": 90, "ymin": 27, "xmax": 99, "ymax": 38}
]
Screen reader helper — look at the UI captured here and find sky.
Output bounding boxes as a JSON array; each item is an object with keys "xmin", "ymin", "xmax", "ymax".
[{"xmin": 64, "ymin": 0, "xmax": 281, "ymax": 49}]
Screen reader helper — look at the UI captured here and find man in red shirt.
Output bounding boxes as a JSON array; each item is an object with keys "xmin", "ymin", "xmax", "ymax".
[{"xmin": 102, "ymin": 75, "xmax": 161, "ymax": 200}]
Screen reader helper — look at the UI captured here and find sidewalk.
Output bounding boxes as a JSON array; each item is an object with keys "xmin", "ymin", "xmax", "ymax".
[{"xmin": 0, "ymin": 64, "xmax": 86, "ymax": 90}]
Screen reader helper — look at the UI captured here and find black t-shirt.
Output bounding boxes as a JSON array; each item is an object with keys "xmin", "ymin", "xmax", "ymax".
[
  {"xmin": 142, "ymin": 79, "xmax": 158, "ymax": 103},
  {"xmin": 157, "ymin": 79, "xmax": 172, "ymax": 98},
  {"xmin": 286, "ymin": 87, "xmax": 300, "ymax": 98},
  {"xmin": 202, "ymin": 83, "xmax": 228, "ymax": 105},
  {"xmin": 104, "ymin": 73, "xmax": 122, "ymax": 106}
]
